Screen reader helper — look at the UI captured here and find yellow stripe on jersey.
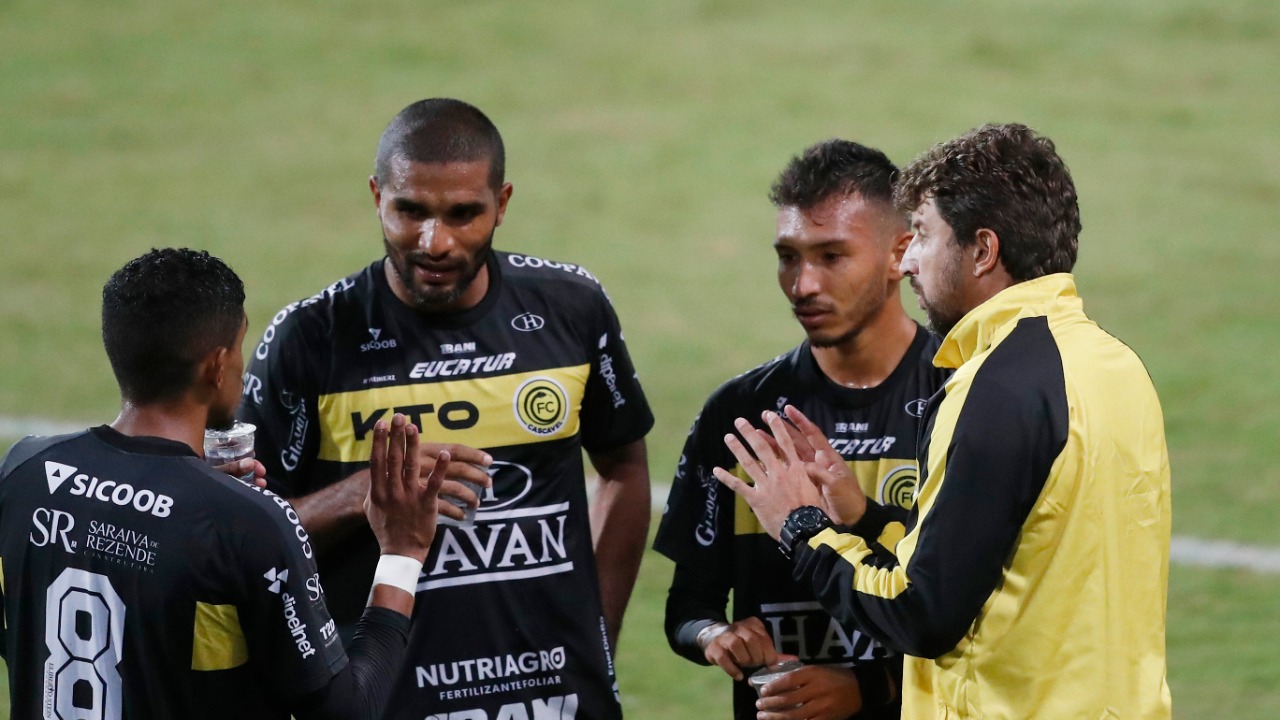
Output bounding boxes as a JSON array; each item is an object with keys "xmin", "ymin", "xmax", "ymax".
[
  {"xmin": 807, "ymin": 528, "xmax": 912, "ymax": 599},
  {"xmin": 734, "ymin": 458, "xmax": 918, "ymax": 536},
  {"xmin": 191, "ymin": 602, "xmax": 249, "ymax": 671},
  {"xmin": 317, "ymin": 365, "xmax": 590, "ymax": 462}
]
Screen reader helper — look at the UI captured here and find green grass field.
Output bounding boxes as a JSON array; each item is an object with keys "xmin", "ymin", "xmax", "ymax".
[{"xmin": 2, "ymin": 0, "xmax": 1279, "ymax": 717}]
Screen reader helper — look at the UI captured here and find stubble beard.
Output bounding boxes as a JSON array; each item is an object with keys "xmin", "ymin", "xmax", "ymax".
[
  {"xmin": 386, "ymin": 232, "xmax": 493, "ymax": 313},
  {"xmin": 804, "ymin": 282, "xmax": 889, "ymax": 349}
]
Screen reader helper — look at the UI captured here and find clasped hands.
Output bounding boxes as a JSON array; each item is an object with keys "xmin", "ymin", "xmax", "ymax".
[{"xmin": 712, "ymin": 405, "xmax": 866, "ymax": 541}]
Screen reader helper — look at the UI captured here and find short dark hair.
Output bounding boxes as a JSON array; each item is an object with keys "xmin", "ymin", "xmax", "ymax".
[
  {"xmin": 769, "ymin": 139, "xmax": 900, "ymax": 211},
  {"xmin": 894, "ymin": 123, "xmax": 1081, "ymax": 280},
  {"xmin": 102, "ymin": 248, "xmax": 245, "ymax": 404},
  {"xmin": 374, "ymin": 98, "xmax": 505, "ymax": 190}
]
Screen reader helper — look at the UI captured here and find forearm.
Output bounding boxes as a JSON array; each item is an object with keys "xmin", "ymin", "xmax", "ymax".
[
  {"xmin": 291, "ymin": 468, "xmax": 371, "ymax": 554},
  {"xmin": 588, "ymin": 439, "xmax": 650, "ymax": 650},
  {"xmin": 292, "ymin": 606, "xmax": 410, "ymax": 720},
  {"xmin": 590, "ymin": 474, "xmax": 649, "ymax": 649}
]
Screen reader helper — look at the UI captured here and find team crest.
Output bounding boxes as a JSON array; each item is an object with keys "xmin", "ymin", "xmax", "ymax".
[
  {"xmin": 878, "ymin": 464, "xmax": 918, "ymax": 509},
  {"xmin": 513, "ymin": 377, "xmax": 569, "ymax": 436}
]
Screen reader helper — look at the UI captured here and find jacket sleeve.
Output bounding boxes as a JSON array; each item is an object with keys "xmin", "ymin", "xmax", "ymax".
[{"xmin": 792, "ymin": 319, "xmax": 1069, "ymax": 658}]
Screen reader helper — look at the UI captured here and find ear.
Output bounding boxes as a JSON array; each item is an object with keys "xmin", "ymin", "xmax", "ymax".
[
  {"xmin": 369, "ymin": 175, "xmax": 382, "ymax": 210},
  {"xmin": 494, "ymin": 182, "xmax": 514, "ymax": 228},
  {"xmin": 196, "ymin": 345, "xmax": 231, "ymax": 394},
  {"xmin": 971, "ymin": 228, "xmax": 1002, "ymax": 278},
  {"xmin": 888, "ymin": 230, "xmax": 913, "ymax": 280}
]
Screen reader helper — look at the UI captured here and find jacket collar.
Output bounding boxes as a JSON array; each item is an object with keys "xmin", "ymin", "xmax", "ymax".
[{"xmin": 933, "ymin": 273, "xmax": 1081, "ymax": 369}]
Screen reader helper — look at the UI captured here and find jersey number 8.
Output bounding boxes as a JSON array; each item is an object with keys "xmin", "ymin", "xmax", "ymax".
[{"xmin": 43, "ymin": 568, "xmax": 125, "ymax": 720}]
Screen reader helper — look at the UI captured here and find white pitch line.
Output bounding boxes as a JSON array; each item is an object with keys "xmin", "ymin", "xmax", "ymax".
[{"xmin": 4, "ymin": 418, "xmax": 1278, "ymax": 575}]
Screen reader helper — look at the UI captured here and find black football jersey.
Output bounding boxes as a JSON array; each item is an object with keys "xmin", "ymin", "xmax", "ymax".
[
  {"xmin": 239, "ymin": 251, "xmax": 653, "ymax": 720},
  {"xmin": 653, "ymin": 327, "xmax": 948, "ymax": 720},
  {"xmin": 0, "ymin": 427, "xmax": 346, "ymax": 720}
]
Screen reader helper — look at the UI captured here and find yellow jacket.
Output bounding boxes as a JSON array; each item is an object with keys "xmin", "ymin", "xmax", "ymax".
[{"xmin": 793, "ymin": 274, "xmax": 1172, "ymax": 719}]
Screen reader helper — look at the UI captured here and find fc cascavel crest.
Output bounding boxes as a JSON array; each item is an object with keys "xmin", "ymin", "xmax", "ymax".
[
  {"xmin": 878, "ymin": 464, "xmax": 919, "ymax": 509},
  {"xmin": 513, "ymin": 377, "xmax": 569, "ymax": 436}
]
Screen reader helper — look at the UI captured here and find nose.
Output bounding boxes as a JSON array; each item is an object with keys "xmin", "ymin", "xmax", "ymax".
[
  {"xmin": 417, "ymin": 220, "xmax": 451, "ymax": 256},
  {"xmin": 792, "ymin": 261, "xmax": 822, "ymax": 298},
  {"xmin": 900, "ymin": 239, "xmax": 920, "ymax": 277}
]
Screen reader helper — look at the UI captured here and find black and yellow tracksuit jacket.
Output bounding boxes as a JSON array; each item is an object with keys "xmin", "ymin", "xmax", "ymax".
[{"xmin": 793, "ymin": 274, "xmax": 1172, "ymax": 719}]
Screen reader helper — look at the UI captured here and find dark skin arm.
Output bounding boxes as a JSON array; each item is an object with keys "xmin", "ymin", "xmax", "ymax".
[
  {"xmin": 291, "ymin": 442, "xmax": 494, "ymax": 552},
  {"xmin": 587, "ymin": 438, "xmax": 650, "ymax": 652}
]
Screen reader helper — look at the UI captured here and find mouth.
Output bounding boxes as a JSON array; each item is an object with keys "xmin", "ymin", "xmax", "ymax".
[
  {"xmin": 412, "ymin": 261, "xmax": 463, "ymax": 285},
  {"xmin": 792, "ymin": 305, "xmax": 833, "ymax": 329}
]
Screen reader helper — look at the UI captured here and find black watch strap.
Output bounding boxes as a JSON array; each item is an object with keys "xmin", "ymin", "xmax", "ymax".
[{"xmin": 779, "ymin": 506, "xmax": 832, "ymax": 559}]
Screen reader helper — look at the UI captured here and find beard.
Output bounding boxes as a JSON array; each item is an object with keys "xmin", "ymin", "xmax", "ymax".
[
  {"xmin": 385, "ymin": 231, "xmax": 493, "ymax": 312},
  {"xmin": 912, "ymin": 272, "xmax": 965, "ymax": 338},
  {"xmin": 797, "ymin": 280, "xmax": 890, "ymax": 349}
]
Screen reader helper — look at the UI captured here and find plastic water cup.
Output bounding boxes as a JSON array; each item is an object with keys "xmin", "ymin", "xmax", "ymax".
[
  {"xmin": 748, "ymin": 660, "xmax": 805, "ymax": 697},
  {"xmin": 204, "ymin": 421, "xmax": 256, "ymax": 481},
  {"xmin": 438, "ymin": 475, "xmax": 486, "ymax": 528}
]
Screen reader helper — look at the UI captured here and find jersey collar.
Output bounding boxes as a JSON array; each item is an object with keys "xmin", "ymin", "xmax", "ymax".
[
  {"xmin": 90, "ymin": 425, "xmax": 199, "ymax": 457},
  {"xmin": 933, "ymin": 273, "xmax": 1082, "ymax": 369}
]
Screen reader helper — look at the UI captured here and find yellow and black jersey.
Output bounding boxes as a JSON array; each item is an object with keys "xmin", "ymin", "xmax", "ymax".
[
  {"xmin": 239, "ymin": 251, "xmax": 653, "ymax": 720},
  {"xmin": 792, "ymin": 275, "xmax": 1172, "ymax": 719},
  {"xmin": 654, "ymin": 326, "xmax": 948, "ymax": 720},
  {"xmin": 0, "ymin": 427, "xmax": 348, "ymax": 720}
]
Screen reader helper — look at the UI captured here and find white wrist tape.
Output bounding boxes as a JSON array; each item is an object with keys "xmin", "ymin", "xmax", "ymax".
[{"xmin": 372, "ymin": 554, "xmax": 423, "ymax": 596}]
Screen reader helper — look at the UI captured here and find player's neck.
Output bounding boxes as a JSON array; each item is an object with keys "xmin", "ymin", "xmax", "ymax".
[
  {"xmin": 809, "ymin": 307, "xmax": 917, "ymax": 390},
  {"xmin": 110, "ymin": 399, "xmax": 207, "ymax": 457}
]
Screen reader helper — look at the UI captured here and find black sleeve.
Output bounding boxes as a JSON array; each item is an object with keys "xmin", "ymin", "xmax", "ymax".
[
  {"xmin": 664, "ymin": 561, "xmax": 729, "ymax": 665},
  {"xmin": 292, "ymin": 607, "xmax": 410, "ymax": 720},
  {"xmin": 237, "ymin": 306, "xmax": 322, "ymax": 497},
  {"xmin": 578, "ymin": 285, "xmax": 654, "ymax": 453},
  {"xmin": 792, "ymin": 319, "xmax": 1069, "ymax": 659}
]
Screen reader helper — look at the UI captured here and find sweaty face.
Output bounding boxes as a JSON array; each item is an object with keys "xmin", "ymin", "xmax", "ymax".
[
  {"xmin": 775, "ymin": 194, "xmax": 902, "ymax": 348},
  {"xmin": 902, "ymin": 198, "xmax": 969, "ymax": 337},
  {"xmin": 374, "ymin": 157, "xmax": 511, "ymax": 313}
]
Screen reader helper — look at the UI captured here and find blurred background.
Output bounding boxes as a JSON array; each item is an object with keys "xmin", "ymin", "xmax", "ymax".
[{"xmin": 2, "ymin": 0, "xmax": 1278, "ymax": 716}]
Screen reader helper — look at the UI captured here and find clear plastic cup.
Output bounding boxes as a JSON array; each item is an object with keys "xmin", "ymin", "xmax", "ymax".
[
  {"xmin": 438, "ymin": 476, "xmax": 486, "ymax": 528},
  {"xmin": 204, "ymin": 421, "xmax": 256, "ymax": 481},
  {"xmin": 748, "ymin": 659, "xmax": 805, "ymax": 697}
]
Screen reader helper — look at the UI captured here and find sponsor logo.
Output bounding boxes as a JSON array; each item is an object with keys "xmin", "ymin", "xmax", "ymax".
[
  {"xmin": 597, "ymin": 338, "xmax": 626, "ymax": 410},
  {"xmin": 319, "ymin": 619, "xmax": 337, "ymax": 643},
  {"xmin": 426, "ymin": 510, "xmax": 573, "ymax": 590},
  {"xmin": 242, "ymin": 372, "xmax": 264, "ymax": 404},
  {"xmin": 351, "ymin": 402, "xmax": 480, "ymax": 441},
  {"xmin": 758, "ymin": 601, "xmax": 885, "ymax": 663},
  {"xmin": 30, "ymin": 508, "xmax": 77, "ymax": 554},
  {"xmin": 43, "ymin": 461, "xmax": 173, "ymax": 518},
  {"xmin": 776, "ymin": 396, "xmax": 788, "ymax": 411},
  {"xmin": 425, "ymin": 694, "xmax": 578, "ymax": 719},
  {"xmin": 306, "ymin": 572, "xmax": 325, "ymax": 602},
  {"xmin": 264, "ymin": 567, "xmax": 289, "ymax": 593},
  {"xmin": 418, "ymin": 646, "xmax": 567, "ymax": 688},
  {"xmin": 833, "ymin": 422, "xmax": 870, "ymax": 434},
  {"xmin": 694, "ymin": 468, "xmax": 718, "ymax": 547},
  {"xmin": 441, "ymin": 341, "xmax": 476, "ymax": 355},
  {"xmin": 827, "ymin": 436, "xmax": 896, "ymax": 457},
  {"xmin": 84, "ymin": 520, "xmax": 158, "ymax": 570},
  {"xmin": 280, "ymin": 390, "xmax": 307, "ymax": 473},
  {"xmin": 281, "ymin": 592, "xmax": 316, "ymax": 659},
  {"xmin": 878, "ymin": 465, "xmax": 918, "ymax": 509},
  {"xmin": 410, "ymin": 353, "xmax": 516, "ymax": 380},
  {"xmin": 474, "ymin": 461, "xmax": 533, "ymax": 511},
  {"xmin": 255, "ymin": 277, "xmax": 356, "ymax": 360},
  {"xmin": 362, "ymin": 374, "xmax": 397, "ymax": 385},
  {"xmin": 241, "ymin": 484, "xmax": 313, "ymax": 558},
  {"xmin": 361, "ymin": 328, "xmax": 398, "ymax": 353},
  {"xmin": 511, "ymin": 312, "xmax": 546, "ymax": 332},
  {"xmin": 513, "ymin": 377, "xmax": 569, "ymax": 436},
  {"xmin": 507, "ymin": 253, "xmax": 599, "ymax": 282},
  {"xmin": 905, "ymin": 398, "xmax": 928, "ymax": 418}
]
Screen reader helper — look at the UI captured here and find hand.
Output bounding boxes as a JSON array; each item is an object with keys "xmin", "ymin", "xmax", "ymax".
[
  {"xmin": 701, "ymin": 617, "xmax": 779, "ymax": 681},
  {"xmin": 213, "ymin": 457, "xmax": 268, "ymax": 489},
  {"xmin": 756, "ymin": 665, "xmax": 863, "ymax": 720},
  {"xmin": 418, "ymin": 442, "xmax": 493, "ymax": 522},
  {"xmin": 712, "ymin": 411, "xmax": 827, "ymax": 541},
  {"xmin": 365, "ymin": 414, "xmax": 447, "ymax": 562},
  {"xmin": 779, "ymin": 405, "xmax": 867, "ymax": 526}
]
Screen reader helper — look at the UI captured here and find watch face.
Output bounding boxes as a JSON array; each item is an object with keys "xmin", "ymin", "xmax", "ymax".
[{"xmin": 792, "ymin": 506, "xmax": 828, "ymax": 532}]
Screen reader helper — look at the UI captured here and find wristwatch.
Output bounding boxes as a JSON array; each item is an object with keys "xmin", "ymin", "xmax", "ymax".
[{"xmin": 778, "ymin": 506, "xmax": 832, "ymax": 560}]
